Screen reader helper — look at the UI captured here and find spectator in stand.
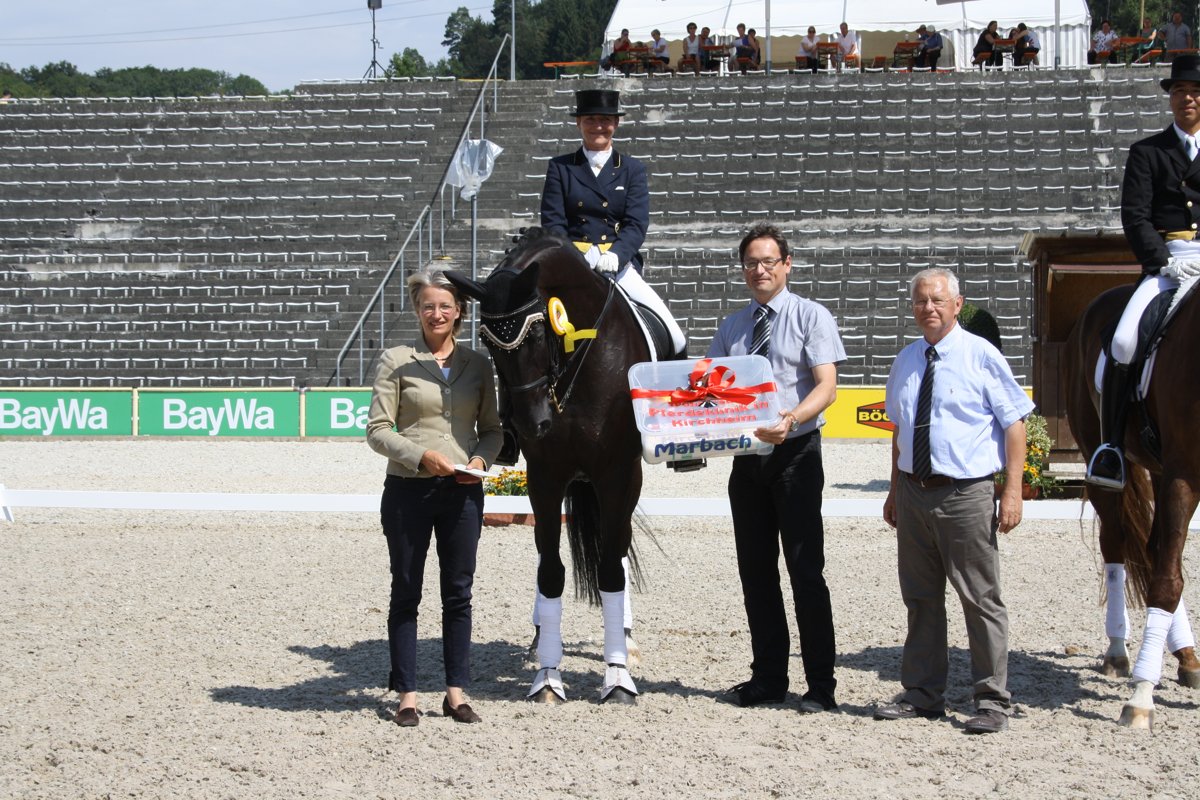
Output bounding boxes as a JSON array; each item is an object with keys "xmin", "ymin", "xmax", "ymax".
[
  {"xmin": 745, "ymin": 28, "xmax": 762, "ymax": 70},
  {"xmin": 606, "ymin": 28, "xmax": 633, "ymax": 75},
  {"xmin": 0, "ymin": 89, "xmax": 11, "ymax": 104},
  {"xmin": 797, "ymin": 26, "xmax": 821, "ymax": 72},
  {"xmin": 699, "ymin": 26, "xmax": 716, "ymax": 71},
  {"xmin": 1164, "ymin": 11, "xmax": 1193, "ymax": 57},
  {"xmin": 1089, "ymin": 20, "xmax": 1120, "ymax": 65},
  {"xmin": 682, "ymin": 22, "xmax": 702, "ymax": 73},
  {"xmin": 732, "ymin": 22, "xmax": 754, "ymax": 68},
  {"xmin": 973, "ymin": 20, "xmax": 1003, "ymax": 68},
  {"xmin": 1137, "ymin": 17, "xmax": 1164, "ymax": 62},
  {"xmin": 836, "ymin": 22, "xmax": 858, "ymax": 69},
  {"xmin": 1012, "ymin": 22, "xmax": 1040, "ymax": 66},
  {"xmin": 650, "ymin": 29, "xmax": 670, "ymax": 70},
  {"xmin": 916, "ymin": 25, "xmax": 944, "ymax": 70}
]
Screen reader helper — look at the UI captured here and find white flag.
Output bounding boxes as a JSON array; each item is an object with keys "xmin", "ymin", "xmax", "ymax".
[{"xmin": 446, "ymin": 138, "xmax": 503, "ymax": 201}]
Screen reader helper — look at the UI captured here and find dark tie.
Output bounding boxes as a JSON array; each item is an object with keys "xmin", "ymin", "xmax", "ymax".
[
  {"xmin": 912, "ymin": 346, "xmax": 938, "ymax": 481},
  {"xmin": 750, "ymin": 305, "xmax": 771, "ymax": 358}
]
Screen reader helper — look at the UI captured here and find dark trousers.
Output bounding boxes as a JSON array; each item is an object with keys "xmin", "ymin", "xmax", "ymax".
[
  {"xmin": 916, "ymin": 50, "xmax": 940, "ymax": 69},
  {"xmin": 728, "ymin": 430, "xmax": 837, "ymax": 702},
  {"xmin": 381, "ymin": 474, "xmax": 483, "ymax": 693}
]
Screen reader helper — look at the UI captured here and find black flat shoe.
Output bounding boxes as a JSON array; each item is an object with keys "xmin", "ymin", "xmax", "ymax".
[
  {"xmin": 726, "ymin": 679, "xmax": 787, "ymax": 708},
  {"xmin": 395, "ymin": 707, "xmax": 421, "ymax": 727},
  {"xmin": 443, "ymin": 696, "xmax": 482, "ymax": 723}
]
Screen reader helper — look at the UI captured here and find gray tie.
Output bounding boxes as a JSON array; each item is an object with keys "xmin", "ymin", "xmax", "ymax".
[
  {"xmin": 1187, "ymin": 135, "xmax": 1198, "ymax": 162},
  {"xmin": 750, "ymin": 305, "xmax": 771, "ymax": 358}
]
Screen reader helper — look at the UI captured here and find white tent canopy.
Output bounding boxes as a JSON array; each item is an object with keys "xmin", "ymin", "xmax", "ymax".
[{"xmin": 604, "ymin": 0, "xmax": 1091, "ymax": 70}]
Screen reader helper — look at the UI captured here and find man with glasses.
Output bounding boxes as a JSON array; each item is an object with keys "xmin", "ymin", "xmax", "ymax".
[
  {"xmin": 875, "ymin": 267, "xmax": 1032, "ymax": 735},
  {"xmin": 708, "ymin": 223, "xmax": 846, "ymax": 713}
]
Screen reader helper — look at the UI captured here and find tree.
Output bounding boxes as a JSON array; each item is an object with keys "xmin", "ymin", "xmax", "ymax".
[{"xmin": 389, "ymin": 47, "xmax": 432, "ymax": 79}]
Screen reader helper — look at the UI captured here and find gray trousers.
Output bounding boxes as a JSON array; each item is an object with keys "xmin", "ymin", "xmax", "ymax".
[{"xmin": 895, "ymin": 475, "xmax": 1010, "ymax": 714}]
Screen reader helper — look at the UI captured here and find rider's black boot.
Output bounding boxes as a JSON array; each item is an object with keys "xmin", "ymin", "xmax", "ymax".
[{"xmin": 1086, "ymin": 360, "xmax": 1132, "ymax": 491}]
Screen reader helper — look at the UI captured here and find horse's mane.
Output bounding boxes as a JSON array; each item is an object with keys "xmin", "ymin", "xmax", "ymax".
[{"xmin": 480, "ymin": 228, "xmax": 594, "ymax": 314}]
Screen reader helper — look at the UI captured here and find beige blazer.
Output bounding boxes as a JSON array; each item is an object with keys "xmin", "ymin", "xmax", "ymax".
[{"xmin": 366, "ymin": 338, "xmax": 503, "ymax": 478}]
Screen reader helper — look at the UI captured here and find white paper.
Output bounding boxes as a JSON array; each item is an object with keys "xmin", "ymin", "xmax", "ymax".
[{"xmin": 453, "ymin": 465, "xmax": 491, "ymax": 478}]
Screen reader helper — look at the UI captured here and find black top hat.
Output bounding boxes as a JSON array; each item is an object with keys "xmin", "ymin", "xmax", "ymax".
[
  {"xmin": 1162, "ymin": 54, "xmax": 1200, "ymax": 91},
  {"xmin": 572, "ymin": 89, "xmax": 624, "ymax": 117}
]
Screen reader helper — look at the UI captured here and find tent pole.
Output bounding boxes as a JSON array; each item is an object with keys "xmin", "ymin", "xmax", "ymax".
[
  {"xmin": 765, "ymin": 0, "xmax": 772, "ymax": 73},
  {"xmin": 1055, "ymin": 0, "xmax": 1062, "ymax": 68}
]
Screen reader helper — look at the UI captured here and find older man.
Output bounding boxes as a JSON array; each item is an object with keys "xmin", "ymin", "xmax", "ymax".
[
  {"xmin": 708, "ymin": 222, "xmax": 846, "ymax": 713},
  {"xmin": 876, "ymin": 268, "xmax": 1033, "ymax": 735}
]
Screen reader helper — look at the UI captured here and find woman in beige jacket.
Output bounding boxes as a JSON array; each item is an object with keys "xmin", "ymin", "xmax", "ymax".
[{"xmin": 366, "ymin": 268, "xmax": 502, "ymax": 727}]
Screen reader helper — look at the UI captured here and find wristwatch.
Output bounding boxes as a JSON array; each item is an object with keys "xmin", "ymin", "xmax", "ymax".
[{"xmin": 785, "ymin": 412, "xmax": 800, "ymax": 432}]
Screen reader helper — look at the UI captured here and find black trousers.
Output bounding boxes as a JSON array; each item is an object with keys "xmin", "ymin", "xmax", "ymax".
[
  {"xmin": 728, "ymin": 429, "xmax": 837, "ymax": 702},
  {"xmin": 381, "ymin": 474, "xmax": 483, "ymax": 693}
]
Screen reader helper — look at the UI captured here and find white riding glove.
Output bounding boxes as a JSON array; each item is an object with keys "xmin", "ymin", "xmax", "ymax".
[
  {"xmin": 1163, "ymin": 257, "xmax": 1200, "ymax": 279},
  {"xmin": 595, "ymin": 251, "xmax": 621, "ymax": 274}
]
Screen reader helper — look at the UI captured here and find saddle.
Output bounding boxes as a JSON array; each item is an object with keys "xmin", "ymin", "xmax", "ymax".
[
  {"xmin": 1099, "ymin": 277, "xmax": 1200, "ymax": 462},
  {"xmin": 607, "ymin": 280, "xmax": 675, "ymax": 361}
]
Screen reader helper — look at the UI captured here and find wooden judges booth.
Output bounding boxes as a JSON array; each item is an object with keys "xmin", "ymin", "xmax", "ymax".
[{"xmin": 1024, "ymin": 234, "xmax": 1141, "ymax": 466}]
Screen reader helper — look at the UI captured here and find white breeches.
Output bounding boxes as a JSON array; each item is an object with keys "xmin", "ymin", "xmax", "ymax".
[
  {"xmin": 1112, "ymin": 273, "xmax": 1180, "ymax": 364},
  {"xmin": 616, "ymin": 265, "xmax": 687, "ymax": 354}
]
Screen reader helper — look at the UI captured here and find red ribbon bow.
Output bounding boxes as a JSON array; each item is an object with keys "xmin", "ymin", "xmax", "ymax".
[{"xmin": 631, "ymin": 358, "xmax": 776, "ymax": 406}]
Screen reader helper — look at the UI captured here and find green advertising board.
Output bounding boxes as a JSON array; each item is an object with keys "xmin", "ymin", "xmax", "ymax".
[
  {"xmin": 137, "ymin": 390, "xmax": 301, "ymax": 438},
  {"xmin": 0, "ymin": 390, "xmax": 135, "ymax": 436},
  {"xmin": 303, "ymin": 389, "xmax": 371, "ymax": 437}
]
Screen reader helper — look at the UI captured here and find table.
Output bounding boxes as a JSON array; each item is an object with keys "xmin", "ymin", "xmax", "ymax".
[
  {"xmin": 816, "ymin": 42, "xmax": 840, "ymax": 70},
  {"xmin": 701, "ymin": 44, "xmax": 727, "ymax": 73},
  {"xmin": 543, "ymin": 60, "xmax": 599, "ymax": 78}
]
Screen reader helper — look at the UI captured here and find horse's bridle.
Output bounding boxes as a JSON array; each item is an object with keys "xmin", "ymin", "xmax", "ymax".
[{"xmin": 478, "ymin": 281, "xmax": 618, "ymax": 414}]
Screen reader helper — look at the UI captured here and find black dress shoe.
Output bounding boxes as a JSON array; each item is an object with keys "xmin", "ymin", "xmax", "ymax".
[
  {"xmin": 798, "ymin": 692, "xmax": 839, "ymax": 714},
  {"xmin": 873, "ymin": 701, "xmax": 942, "ymax": 721},
  {"xmin": 443, "ymin": 696, "xmax": 482, "ymax": 723},
  {"xmin": 395, "ymin": 707, "xmax": 421, "ymax": 727},
  {"xmin": 964, "ymin": 708, "xmax": 1008, "ymax": 734},
  {"xmin": 727, "ymin": 679, "xmax": 787, "ymax": 707}
]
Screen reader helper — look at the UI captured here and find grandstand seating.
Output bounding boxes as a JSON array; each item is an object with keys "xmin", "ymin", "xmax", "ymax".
[{"xmin": 0, "ymin": 70, "xmax": 1169, "ymax": 388}]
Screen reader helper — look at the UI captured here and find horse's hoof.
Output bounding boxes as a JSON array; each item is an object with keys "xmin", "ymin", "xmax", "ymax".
[
  {"xmin": 625, "ymin": 637, "xmax": 642, "ymax": 669},
  {"xmin": 529, "ymin": 686, "xmax": 566, "ymax": 705},
  {"xmin": 1178, "ymin": 667, "xmax": 1200, "ymax": 689},
  {"xmin": 1101, "ymin": 656, "xmax": 1131, "ymax": 678},
  {"xmin": 599, "ymin": 686, "xmax": 637, "ymax": 706},
  {"xmin": 1117, "ymin": 704, "xmax": 1154, "ymax": 730}
]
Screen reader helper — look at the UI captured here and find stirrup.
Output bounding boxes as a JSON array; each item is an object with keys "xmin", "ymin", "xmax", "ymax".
[
  {"xmin": 1086, "ymin": 444, "xmax": 1127, "ymax": 491},
  {"xmin": 668, "ymin": 459, "xmax": 706, "ymax": 473}
]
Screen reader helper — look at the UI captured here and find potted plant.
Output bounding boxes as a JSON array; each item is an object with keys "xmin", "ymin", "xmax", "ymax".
[
  {"xmin": 483, "ymin": 468, "xmax": 533, "ymax": 526},
  {"xmin": 996, "ymin": 411, "xmax": 1060, "ymax": 499}
]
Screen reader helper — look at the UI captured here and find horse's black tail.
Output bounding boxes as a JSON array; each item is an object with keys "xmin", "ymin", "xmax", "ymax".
[{"xmin": 563, "ymin": 477, "xmax": 641, "ymax": 607}]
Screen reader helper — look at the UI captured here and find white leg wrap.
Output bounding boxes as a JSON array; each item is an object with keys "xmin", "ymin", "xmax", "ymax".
[
  {"xmin": 600, "ymin": 590, "xmax": 627, "ymax": 666},
  {"xmin": 535, "ymin": 593, "xmax": 563, "ymax": 670},
  {"xmin": 1166, "ymin": 600, "xmax": 1197, "ymax": 653},
  {"xmin": 1105, "ymin": 563, "xmax": 1128, "ymax": 639},
  {"xmin": 616, "ymin": 267, "xmax": 687, "ymax": 353},
  {"xmin": 621, "ymin": 557, "xmax": 634, "ymax": 631},
  {"xmin": 1132, "ymin": 607, "xmax": 1174, "ymax": 685},
  {"xmin": 529, "ymin": 667, "xmax": 567, "ymax": 701}
]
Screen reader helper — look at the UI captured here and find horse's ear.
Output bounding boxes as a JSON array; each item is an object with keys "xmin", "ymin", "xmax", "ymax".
[{"xmin": 445, "ymin": 270, "xmax": 485, "ymax": 302}]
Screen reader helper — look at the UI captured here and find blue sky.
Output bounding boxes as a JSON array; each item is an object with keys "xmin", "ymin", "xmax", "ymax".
[{"xmin": 2, "ymin": 1, "xmax": 496, "ymax": 92}]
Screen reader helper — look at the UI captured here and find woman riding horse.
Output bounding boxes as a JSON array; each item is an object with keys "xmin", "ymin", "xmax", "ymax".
[{"xmin": 1088, "ymin": 54, "xmax": 1200, "ymax": 490}]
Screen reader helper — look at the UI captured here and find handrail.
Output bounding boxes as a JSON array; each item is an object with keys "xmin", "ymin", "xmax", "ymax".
[{"xmin": 329, "ymin": 33, "xmax": 511, "ymax": 387}]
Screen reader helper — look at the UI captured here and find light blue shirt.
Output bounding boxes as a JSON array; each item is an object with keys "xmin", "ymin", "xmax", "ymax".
[
  {"xmin": 708, "ymin": 288, "xmax": 846, "ymax": 436},
  {"xmin": 885, "ymin": 323, "xmax": 1033, "ymax": 479}
]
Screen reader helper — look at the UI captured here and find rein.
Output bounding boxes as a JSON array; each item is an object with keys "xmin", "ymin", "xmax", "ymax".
[{"xmin": 479, "ymin": 279, "xmax": 618, "ymax": 414}]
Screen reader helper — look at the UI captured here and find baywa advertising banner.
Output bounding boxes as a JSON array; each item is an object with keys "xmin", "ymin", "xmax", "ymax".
[
  {"xmin": 138, "ymin": 390, "xmax": 301, "ymax": 438},
  {"xmin": 303, "ymin": 390, "xmax": 371, "ymax": 437},
  {"xmin": 0, "ymin": 390, "xmax": 135, "ymax": 436}
]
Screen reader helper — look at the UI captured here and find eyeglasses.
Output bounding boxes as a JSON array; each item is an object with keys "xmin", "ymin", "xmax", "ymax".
[
  {"xmin": 420, "ymin": 302, "xmax": 458, "ymax": 316},
  {"xmin": 912, "ymin": 297, "xmax": 952, "ymax": 308},
  {"xmin": 742, "ymin": 257, "xmax": 784, "ymax": 271}
]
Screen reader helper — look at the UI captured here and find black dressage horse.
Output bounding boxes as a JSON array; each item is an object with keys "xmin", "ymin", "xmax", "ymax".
[
  {"xmin": 448, "ymin": 228, "xmax": 650, "ymax": 704},
  {"xmin": 1064, "ymin": 284, "xmax": 1200, "ymax": 729}
]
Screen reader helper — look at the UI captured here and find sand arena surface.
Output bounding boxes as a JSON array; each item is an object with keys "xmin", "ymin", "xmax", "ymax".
[{"xmin": 2, "ymin": 439, "xmax": 1199, "ymax": 799}]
